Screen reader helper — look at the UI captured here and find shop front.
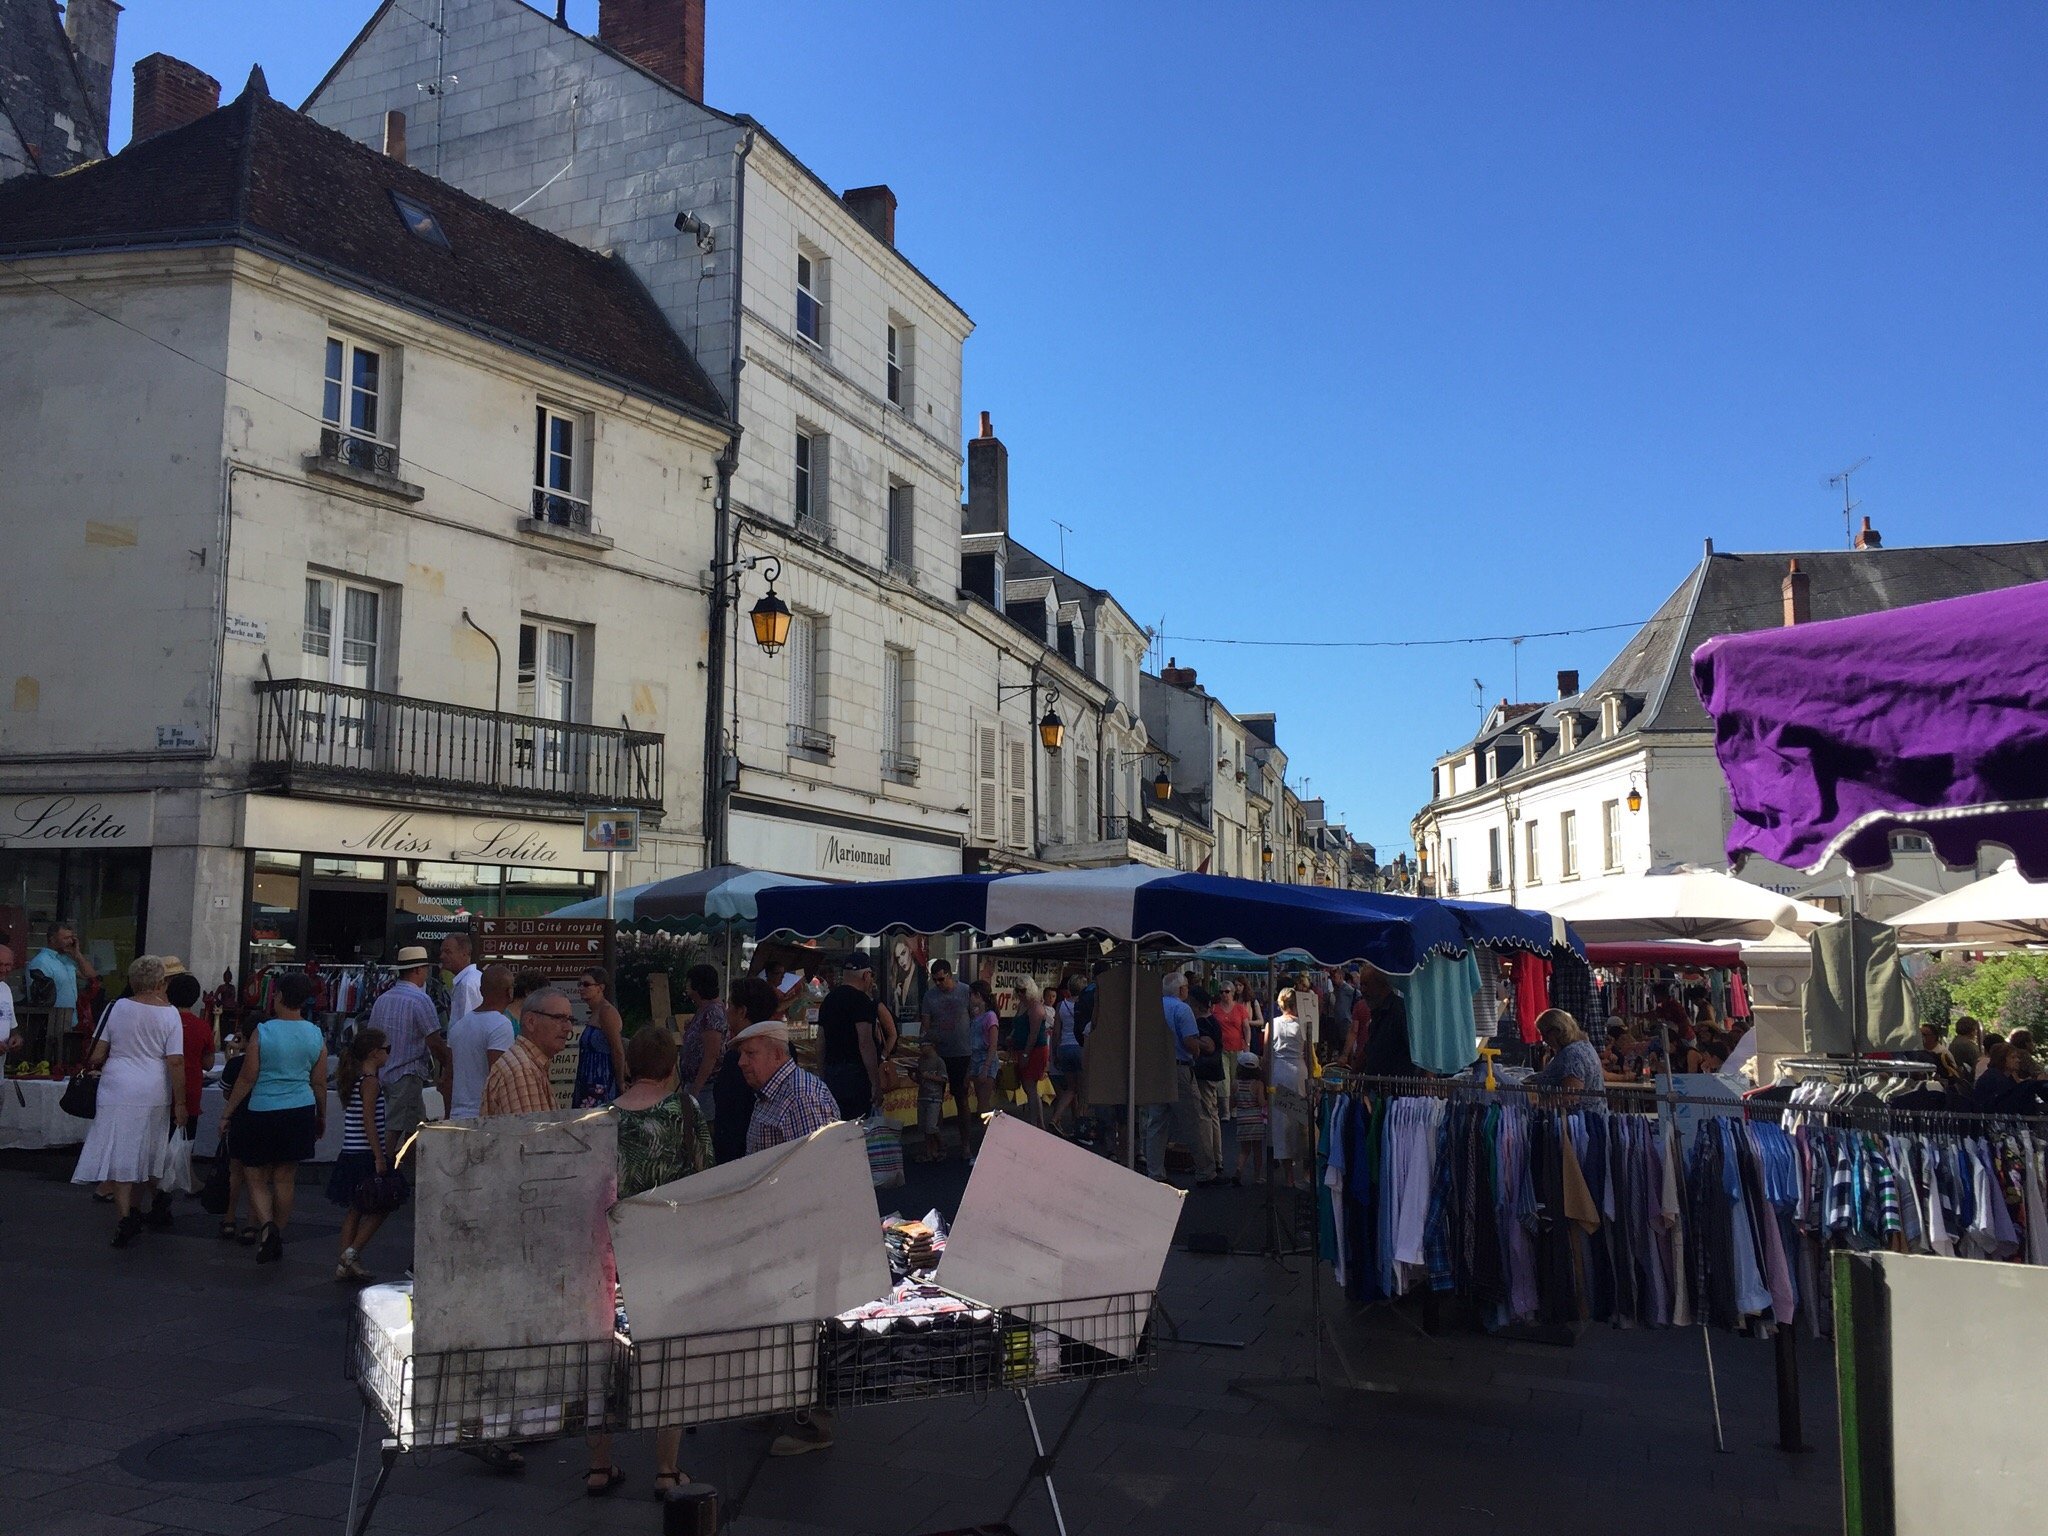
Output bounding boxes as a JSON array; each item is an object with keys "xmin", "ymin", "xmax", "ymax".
[
  {"xmin": 0, "ymin": 791, "xmax": 155, "ymax": 988},
  {"xmin": 726, "ymin": 796, "xmax": 964, "ymax": 883},
  {"xmin": 239, "ymin": 797, "xmax": 607, "ymax": 982}
]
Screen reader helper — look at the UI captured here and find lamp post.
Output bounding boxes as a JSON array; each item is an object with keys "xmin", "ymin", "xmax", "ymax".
[{"xmin": 713, "ymin": 547, "xmax": 794, "ymax": 863}]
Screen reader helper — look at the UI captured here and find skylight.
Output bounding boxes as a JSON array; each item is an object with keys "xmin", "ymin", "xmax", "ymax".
[{"xmin": 389, "ymin": 191, "xmax": 450, "ymax": 250}]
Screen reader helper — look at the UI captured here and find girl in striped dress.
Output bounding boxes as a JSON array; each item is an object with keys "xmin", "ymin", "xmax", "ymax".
[{"xmin": 325, "ymin": 1028, "xmax": 400, "ymax": 1282}]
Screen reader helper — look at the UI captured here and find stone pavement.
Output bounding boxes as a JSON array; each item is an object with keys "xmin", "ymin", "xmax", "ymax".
[{"xmin": 0, "ymin": 1149, "xmax": 1842, "ymax": 1536}]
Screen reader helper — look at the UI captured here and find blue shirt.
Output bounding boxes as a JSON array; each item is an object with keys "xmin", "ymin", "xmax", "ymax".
[
  {"xmin": 370, "ymin": 980, "xmax": 441, "ymax": 1083},
  {"xmin": 27, "ymin": 948, "xmax": 79, "ymax": 1009},
  {"xmin": 248, "ymin": 1017, "xmax": 325, "ymax": 1111},
  {"xmin": 745, "ymin": 1058, "xmax": 841, "ymax": 1154},
  {"xmin": 1163, "ymin": 995, "xmax": 1200, "ymax": 1065}
]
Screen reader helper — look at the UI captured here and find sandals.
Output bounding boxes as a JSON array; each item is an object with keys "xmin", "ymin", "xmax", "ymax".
[
  {"xmin": 584, "ymin": 1466, "xmax": 625, "ymax": 1497},
  {"xmin": 218, "ymin": 1219, "xmax": 239, "ymax": 1241},
  {"xmin": 254, "ymin": 1223, "xmax": 282, "ymax": 1264},
  {"xmin": 652, "ymin": 1472, "xmax": 683, "ymax": 1499},
  {"xmin": 237, "ymin": 1223, "xmax": 260, "ymax": 1245}
]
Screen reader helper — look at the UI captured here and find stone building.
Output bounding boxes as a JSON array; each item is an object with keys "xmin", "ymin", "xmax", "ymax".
[
  {"xmin": 0, "ymin": 77, "xmax": 732, "ymax": 983},
  {"xmin": 0, "ymin": 0, "xmax": 118, "ymax": 180}
]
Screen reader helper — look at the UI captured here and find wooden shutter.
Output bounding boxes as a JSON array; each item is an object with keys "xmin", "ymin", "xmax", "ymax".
[
  {"xmin": 882, "ymin": 649, "xmax": 903, "ymax": 756},
  {"xmin": 1046, "ymin": 747, "xmax": 1064, "ymax": 843},
  {"xmin": 787, "ymin": 613, "xmax": 814, "ymax": 728},
  {"xmin": 974, "ymin": 721, "xmax": 1000, "ymax": 842},
  {"xmin": 812, "ymin": 435, "xmax": 831, "ymax": 529},
  {"xmin": 1077, "ymin": 755, "xmax": 1093, "ymax": 840},
  {"xmin": 1005, "ymin": 731, "xmax": 1030, "ymax": 849}
]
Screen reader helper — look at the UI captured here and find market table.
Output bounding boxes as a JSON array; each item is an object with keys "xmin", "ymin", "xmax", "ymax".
[{"xmin": 0, "ymin": 1078, "xmax": 90, "ymax": 1149}]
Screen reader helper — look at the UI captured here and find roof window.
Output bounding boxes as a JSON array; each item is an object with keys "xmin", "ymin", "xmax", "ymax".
[{"xmin": 389, "ymin": 191, "xmax": 450, "ymax": 250}]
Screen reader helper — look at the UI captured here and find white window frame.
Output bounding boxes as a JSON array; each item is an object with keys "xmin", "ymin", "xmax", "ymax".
[
  {"xmin": 796, "ymin": 248, "xmax": 824, "ymax": 346},
  {"xmin": 786, "ymin": 613, "xmax": 831, "ymax": 758},
  {"xmin": 882, "ymin": 646, "xmax": 916, "ymax": 780},
  {"xmin": 301, "ymin": 574, "xmax": 383, "ymax": 692},
  {"xmin": 1602, "ymin": 799, "xmax": 1623, "ymax": 872},
  {"xmin": 794, "ymin": 429, "xmax": 830, "ymax": 541},
  {"xmin": 322, "ymin": 333, "xmax": 390, "ymax": 444},
  {"xmin": 886, "ymin": 321, "xmax": 905, "ymax": 406},
  {"xmin": 1005, "ymin": 729, "xmax": 1031, "ymax": 850},
  {"xmin": 1487, "ymin": 827, "xmax": 1503, "ymax": 890},
  {"xmin": 974, "ymin": 720, "xmax": 1000, "ymax": 843},
  {"xmin": 515, "ymin": 618, "xmax": 586, "ymax": 786},
  {"xmin": 1560, "ymin": 809, "xmax": 1580, "ymax": 880},
  {"xmin": 1524, "ymin": 820, "xmax": 1541, "ymax": 884},
  {"xmin": 532, "ymin": 403, "xmax": 591, "ymax": 527}
]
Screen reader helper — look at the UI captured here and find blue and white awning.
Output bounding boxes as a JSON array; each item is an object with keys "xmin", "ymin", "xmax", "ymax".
[{"xmin": 751, "ymin": 866, "xmax": 1577, "ymax": 975}]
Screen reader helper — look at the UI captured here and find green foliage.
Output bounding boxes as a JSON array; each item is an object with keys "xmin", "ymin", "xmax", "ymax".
[
  {"xmin": 611, "ymin": 931, "xmax": 724, "ymax": 1031},
  {"xmin": 1949, "ymin": 952, "xmax": 2048, "ymax": 1037},
  {"xmin": 1910, "ymin": 955, "xmax": 1976, "ymax": 1034}
]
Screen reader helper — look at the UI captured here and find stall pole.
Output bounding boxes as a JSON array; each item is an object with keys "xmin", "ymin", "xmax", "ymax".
[
  {"xmin": 1701, "ymin": 1325, "xmax": 1729, "ymax": 1453},
  {"xmin": 1775, "ymin": 1322, "xmax": 1810, "ymax": 1452},
  {"xmin": 1125, "ymin": 939, "xmax": 1139, "ymax": 1171},
  {"xmin": 605, "ymin": 846, "xmax": 616, "ymax": 925}
]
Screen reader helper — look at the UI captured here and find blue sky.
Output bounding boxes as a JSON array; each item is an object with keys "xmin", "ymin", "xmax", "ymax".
[{"xmin": 107, "ymin": 2, "xmax": 2048, "ymax": 858}]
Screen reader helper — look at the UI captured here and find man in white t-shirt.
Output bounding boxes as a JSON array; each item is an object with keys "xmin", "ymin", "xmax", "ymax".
[
  {"xmin": 448, "ymin": 963, "xmax": 516, "ymax": 1119},
  {"xmin": 442, "ymin": 932, "xmax": 482, "ymax": 1027}
]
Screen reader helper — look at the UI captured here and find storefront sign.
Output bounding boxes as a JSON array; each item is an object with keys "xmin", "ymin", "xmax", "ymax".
[
  {"xmin": 0, "ymin": 792, "xmax": 155, "ymax": 850},
  {"xmin": 242, "ymin": 797, "xmax": 609, "ymax": 871},
  {"xmin": 728, "ymin": 807, "xmax": 959, "ymax": 882}
]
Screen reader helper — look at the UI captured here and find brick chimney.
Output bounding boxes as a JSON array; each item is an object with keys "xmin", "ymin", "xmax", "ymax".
[
  {"xmin": 1160, "ymin": 657, "xmax": 1199, "ymax": 689},
  {"xmin": 63, "ymin": 0, "xmax": 121, "ymax": 153},
  {"xmin": 1854, "ymin": 515, "xmax": 1882, "ymax": 550},
  {"xmin": 965, "ymin": 411, "xmax": 1008, "ymax": 537},
  {"xmin": 1557, "ymin": 669, "xmax": 1579, "ymax": 699},
  {"xmin": 1782, "ymin": 557, "xmax": 1810, "ymax": 626},
  {"xmin": 599, "ymin": 0, "xmax": 705, "ymax": 102},
  {"xmin": 381, "ymin": 109, "xmax": 408, "ymax": 164},
  {"xmin": 841, "ymin": 185, "xmax": 897, "ymax": 247},
  {"xmin": 131, "ymin": 53, "xmax": 220, "ymax": 142}
]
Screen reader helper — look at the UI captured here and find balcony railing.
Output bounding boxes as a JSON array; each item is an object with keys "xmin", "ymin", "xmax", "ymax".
[
  {"xmin": 788, "ymin": 722, "xmax": 835, "ymax": 759},
  {"xmin": 530, "ymin": 487, "xmax": 597, "ymax": 534},
  {"xmin": 319, "ymin": 426, "xmax": 400, "ymax": 478},
  {"xmin": 1107, "ymin": 814, "xmax": 1170, "ymax": 854},
  {"xmin": 253, "ymin": 679, "xmax": 664, "ymax": 812},
  {"xmin": 882, "ymin": 748, "xmax": 920, "ymax": 781},
  {"xmin": 794, "ymin": 513, "xmax": 834, "ymax": 547}
]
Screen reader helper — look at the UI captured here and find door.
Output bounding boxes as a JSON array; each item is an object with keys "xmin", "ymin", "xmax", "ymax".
[{"xmin": 302, "ymin": 576, "xmax": 382, "ymax": 765}]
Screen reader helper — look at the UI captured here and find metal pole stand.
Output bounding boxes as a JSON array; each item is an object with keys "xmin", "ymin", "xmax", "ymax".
[
  {"xmin": 998, "ymin": 1381, "xmax": 1100, "ymax": 1536},
  {"xmin": 1774, "ymin": 1323, "xmax": 1812, "ymax": 1453},
  {"xmin": 343, "ymin": 1407, "xmax": 401, "ymax": 1536}
]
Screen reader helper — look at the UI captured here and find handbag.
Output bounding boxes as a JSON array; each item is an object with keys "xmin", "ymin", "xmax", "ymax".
[
  {"xmin": 351, "ymin": 1169, "xmax": 409, "ymax": 1215},
  {"xmin": 58, "ymin": 1004, "xmax": 112, "ymax": 1119},
  {"xmin": 198, "ymin": 1136, "xmax": 232, "ymax": 1214}
]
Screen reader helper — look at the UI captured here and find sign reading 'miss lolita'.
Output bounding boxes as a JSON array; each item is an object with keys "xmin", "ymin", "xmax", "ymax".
[
  {"xmin": 0, "ymin": 792, "xmax": 155, "ymax": 849},
  {"xmin": 241, "ymin": 796, "xmax": 610, "ymax": 871}
]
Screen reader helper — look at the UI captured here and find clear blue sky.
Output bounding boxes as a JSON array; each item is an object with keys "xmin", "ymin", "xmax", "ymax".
[{"xmin": 107, "ymin": 2, "xmax": 2048, "ymax": 859}]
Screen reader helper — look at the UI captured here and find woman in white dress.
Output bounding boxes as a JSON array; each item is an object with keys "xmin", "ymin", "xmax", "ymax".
[
  {"xmin": 72, "ymin": 955, "xmax": 188, "ymax": 1247},
  {"xmin": 1263, "ymin": 985, "xmax": 1309, "ymax": 1189}
]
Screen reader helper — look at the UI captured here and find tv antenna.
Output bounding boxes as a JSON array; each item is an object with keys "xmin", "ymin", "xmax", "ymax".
[
  {"xmin": 1472, "ymin": 677, "xmax": 1485, "ymax": 723},
  {"xmin": 1511, "ymin": 636, "xmax": 1524, "ymax": 701},
  {"xmin": 1826, "ymin": 456, "xmax": 1871, "ymax": 548},
  {"xmin": 1051, "ymin": 518, "xmax": 1073, "ymax": 570}
]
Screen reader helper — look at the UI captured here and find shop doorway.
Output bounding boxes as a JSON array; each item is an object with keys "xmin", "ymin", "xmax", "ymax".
[{"xmin": 303, "ymin": 885, "xmax": 390, "ymax": 963}]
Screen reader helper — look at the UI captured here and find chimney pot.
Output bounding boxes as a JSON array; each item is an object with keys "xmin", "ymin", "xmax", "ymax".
[
  {"xmin": 978, "ymin": 411, "xmax": 992, "ymax": 439},
  {"xmin": 1855, "ymin": 514, "xmax": 1882, "ymax": 550},
  {"xmin": 1704, "ymin": 536, "xmax": 1714, "ymax": 556},
  {"xmin": 1557, "ymin": 669, "xmax": 1580, "ymax": 699},
  {"xmin": 964, "ymin": 412, "xmax": 1008, "ymax": 537},
  {"xmin": 63, "ymin": 0, "xmax": 121, "ymax": 156},
  {"xmin": 382, "ymin": 109, "xmax": 408, "ymax": 164},
  {"xmin": 840, "ymin": 184, "xmax": 897, "ymax": 247},
  {"xmin": 1782, "ymin": 556, "xmax": 1811, "ymax": 626},
  {"xmin": 599, "ymin": 0, "xmax": 705, "ymax": 101},
  {"xmin": 131, "ymin": 53, "xmax": 221, "ymax": 143}
]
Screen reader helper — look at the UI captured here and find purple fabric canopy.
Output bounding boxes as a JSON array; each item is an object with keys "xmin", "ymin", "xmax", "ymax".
[{"xmin": 1691, "ymin": 578, "xmax": 2048, "ymax": 879}]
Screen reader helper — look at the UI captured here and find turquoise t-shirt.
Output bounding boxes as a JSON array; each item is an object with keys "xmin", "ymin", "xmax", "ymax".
[{"xmin": 248, "ymin": 1017, "xmax": 325, "ymax": 1111}]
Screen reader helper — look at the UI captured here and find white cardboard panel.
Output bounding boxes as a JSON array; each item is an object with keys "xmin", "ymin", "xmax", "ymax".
[
  {"xmin": 412, "ymin": 1112, "xmax": 619, "ymax": 1354},
  {"xmin": 938, "ymin": 1114, "xmax": 1181, "ymax": 1357},
  {"xmin": 608, "ymin": 1121, "xmax": 891, "ymax": 1339}
]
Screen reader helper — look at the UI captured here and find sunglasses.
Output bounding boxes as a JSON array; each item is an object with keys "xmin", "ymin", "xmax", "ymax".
[{"xmin": 536, "ymin": 1009, "xmax": 574, "ymax": 1022}]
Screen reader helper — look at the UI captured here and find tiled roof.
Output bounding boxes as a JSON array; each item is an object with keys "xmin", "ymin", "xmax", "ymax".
[
  {"xmin": 0, "ymin": 83, "xmax": 731, "ymax": 423},
  {"xmin": 0, "ymin": 0, "xmax": 102, "ymax": 176},
  {"xmin": 1445, "ymin": 538, "xmax": 2048, "ymax": 776}
]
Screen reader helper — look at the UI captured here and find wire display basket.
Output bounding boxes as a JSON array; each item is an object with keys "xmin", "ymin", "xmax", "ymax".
[
  {"xmin": 618, "ymin": 1320, "xmax": 822, "ymax": 1431},
  {"xmin": 348, "ymin": 1301, "xmax": 622, "ymax": 1450}
]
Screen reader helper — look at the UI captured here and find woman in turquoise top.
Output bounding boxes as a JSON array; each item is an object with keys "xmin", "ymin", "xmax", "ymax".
[{"xmin": 219, "ymin": 972, "xmax": 329, "ymax": 1264}]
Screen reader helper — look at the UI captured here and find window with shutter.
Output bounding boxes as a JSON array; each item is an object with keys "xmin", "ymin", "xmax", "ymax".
[
  {"xmin": 787, "ymin": 614, "xmax": 813, "ymax": 728},
  {"xmin": 1046, "ymin": 750, "xmax": 1064, "ymax": 844},
  {"xmin": 1076, "ymin": 755, "xmax": 1093, "ymax": 840},
  {"xmin": 974, "ymin": 722, "xmax": 1000, "ymax": 843},
  {"xmin": 1005, "ymin": 731, "xmax": 1030, "ymax": 849},
  {"xmin": 882, "ymin": 647, "xmax": 916, "ymax": 779}
]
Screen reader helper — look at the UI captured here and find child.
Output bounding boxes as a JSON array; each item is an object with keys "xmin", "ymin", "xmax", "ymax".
[
  {"xmin": 326, "ymin": 1027, "xmax": 403, "ymax": 1282},
  {"xmin": 915, "ymin": 1039, "xmax": 948, "ymax": 1163}
]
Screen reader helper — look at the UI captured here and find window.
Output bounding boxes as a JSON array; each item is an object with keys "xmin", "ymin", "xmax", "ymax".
[
  {"xmin": 1560, "ymin": 810, "xmax": 1579, "ymax": 879},
  {"xmin": 796, "ymin": 250, "xmax": 823, "ymax": 344},
  {"xmin": 886, "ymin": 322, "xmax": 905, "ymax": 405},
  {"xmin": 786, "ymin": 613, "xmax": 830, "ymax": 757},
  {"xmin": 974, "ymin": 722, "xmax": 1000, "ymax": 843},
  {"xmin": 515, "ymin": 619, "xmax": 583, "ymax": 785},
  {"xmin": 1046, "ymin": 744, "xmax": 1064, "ymax": 844},
  {"xmin": 1560, "ymin": 714, "xmax": 1577, "ymax": 752},
  {"xmin": 1076, "ymin": 754, "xmax": 1093, "ymax": 841},
  {"xmin": 1445, "ymin": 839, "xmax": 1459, "ymax": 894},
  {"xmin": 1006, "ymin": 731, "xmax": 1030, "ymax": 849},
  {"xmin": 882, "ymin": 647, "xmax": 915, "ymax": 779},
  {"xmin": 1487, "ymin": 827, "xmax": 1503, "ymax": 890},
  {"xmin": 1601, "ymin": 695, "xmax": 1622, "ymax": 737},
  {"xmin": 320, "ymin": 334, "xmax": 397, "ymax": 474},
  {"xmin": 794, "ymin": 430, "xmax": 829, "ymax": 539},
  {"xmin": 532, "ymin": 405, "xmax": 591, "ymax": 530},
  {"xmin": 886, "ymin": 482, "xmax": 914, "ymax": 578},
  {"xmin": 1525, "ymin": 820, "xmax": 1542, "ymax": 884},
  {"xmin": 299, "ymin": 574, "xmax": 382, "ymax": 754},
  {"xmin": 1602, "ymin": 799, "xmax": 1623, "ymax": 872}
]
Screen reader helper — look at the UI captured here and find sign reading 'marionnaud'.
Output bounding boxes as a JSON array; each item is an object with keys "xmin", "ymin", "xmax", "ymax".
[
  {"xmin": 0, "ymin": 792, "xmax": 156, "ymax": 849},
  {"xmin": 241, "ymin": 796, "xmax": 612, "ymax": 871}
]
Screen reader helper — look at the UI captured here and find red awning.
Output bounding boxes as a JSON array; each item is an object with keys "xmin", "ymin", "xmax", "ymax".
[{"xmin": 1585, "ymin": 941, "xmax": 1745, "ymax": 970}]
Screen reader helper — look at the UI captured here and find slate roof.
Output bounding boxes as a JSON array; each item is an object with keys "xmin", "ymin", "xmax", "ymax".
[
  {"xmin": 0, "ymin": 83, "xmax": 731, "ymax": 424},
  {"xmin": 0, "ymin": 0, "xmax": 102, "ymax": 176},
  {"xmin": 1444, "ymin": 539, "xmax": 2048, "ymax": 782}
]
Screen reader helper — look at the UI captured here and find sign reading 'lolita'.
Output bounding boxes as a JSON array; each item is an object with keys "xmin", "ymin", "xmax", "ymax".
[{"xmin": 0, "ymin": 793, "xmax": 155, "ymax": 849}]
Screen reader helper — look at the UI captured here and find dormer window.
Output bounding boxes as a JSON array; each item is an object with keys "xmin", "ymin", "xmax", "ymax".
[
  {"xmin": 1520, "ymin": 727, "xmax": 1541, "ymax": 766},
  {"xmin": 1601, "ymin": 695, "xmax": 1622, "ymax": 738},
  {"xmin": 1484, "ymin": 748, "xmax": 1499, "ymax": 782},
  {"xmin": 1560, "ymin": 714, "xmax": 1578, "ymax": 753}
]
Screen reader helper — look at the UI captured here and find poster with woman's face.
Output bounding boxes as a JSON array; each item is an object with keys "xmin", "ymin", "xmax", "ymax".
[{"xmin": 889, "ymin": 935, "xmax": 929, "ymax": 1018}]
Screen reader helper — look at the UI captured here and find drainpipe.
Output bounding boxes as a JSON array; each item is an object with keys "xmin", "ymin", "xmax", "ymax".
[
  {"xmin": 460, "ymin": 609, "xmax": 502, "ymax": 789},
  {"xmin": 704, "ymin": 128, "xmax": 756, "ymax": 868}
]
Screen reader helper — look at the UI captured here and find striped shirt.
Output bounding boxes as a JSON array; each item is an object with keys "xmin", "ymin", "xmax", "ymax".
[
  {"xmin": 342, "ymin": 1080, "xmax": 389, "ymax": 1154},
  {"xmin": 745, "ymin": 1057, "xmax": 840, "ymax": 1155},
  {"xmin": 483, "ymin": 1036, "xmax": 557, "ymax": 1116},
  {"xmin": 371, "ymin": 981, "xmax": 442, "ymax": 1084}
]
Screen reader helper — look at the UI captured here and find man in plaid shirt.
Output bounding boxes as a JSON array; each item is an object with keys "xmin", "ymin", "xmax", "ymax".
[
  {"xmin": 735, "ymin": 1018, "xmax": 841, "ymax": 1155},
  {"xmin": 483, "ymin": 988, "xmax": 576, "ymax": 1116}
]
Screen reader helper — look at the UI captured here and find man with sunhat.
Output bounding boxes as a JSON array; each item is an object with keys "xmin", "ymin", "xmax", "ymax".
[
  {"xmin": 370, "ymin": 944, "xmax": 448, "ymax": 1169},
  {"xmin": 734, "ymin": 1014, "xmax": 841, "ymax": 1156}
]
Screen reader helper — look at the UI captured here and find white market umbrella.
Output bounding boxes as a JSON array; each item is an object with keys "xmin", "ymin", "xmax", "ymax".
[
  {"xmin": 1543, "ymin": 865, "xmax": 1837, "ymax": 942},
  {"xmin": 1886, "ymin": 862, "xmax": 2048, "ymax": 948}
]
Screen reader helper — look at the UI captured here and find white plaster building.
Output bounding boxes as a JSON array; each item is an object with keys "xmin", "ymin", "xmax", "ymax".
[
  {"xmin": 1412, "ymin": 535, "xmax": 2048, "ymax": 916},
  {"xmin": 0, "ymin": 80, "xmax": 731, "ymax": 984},
  {"xmin": 305, "ymin": 0, "xmax": 978, "ymax": 883},
  {"xmin": 1142, "ymin": 661, "xmax": 1264, "ymax": 878}
]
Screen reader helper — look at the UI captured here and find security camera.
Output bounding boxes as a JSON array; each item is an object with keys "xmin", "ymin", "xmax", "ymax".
[{"xmin": 674, "ymin": 210, "xmax": 716, "ymax": 254}]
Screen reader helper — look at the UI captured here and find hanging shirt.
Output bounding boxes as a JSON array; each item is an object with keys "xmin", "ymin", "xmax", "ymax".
[
  {"xmin": 1393, "ymin": 952, "xmax": 1483, "ymax": 1075},
  {"xmin": 1510, "ymin": 954, "xmax": 1552, "ymax": 1045}
]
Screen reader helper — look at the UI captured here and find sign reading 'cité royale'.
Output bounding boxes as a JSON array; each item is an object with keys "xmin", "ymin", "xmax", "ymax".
[{"xmin": 0, "ymin": 793, "xmax": 155, "ymax": 849}]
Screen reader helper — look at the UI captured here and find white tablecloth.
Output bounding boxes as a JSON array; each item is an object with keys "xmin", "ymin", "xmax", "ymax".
[
  {"xmin": 0, "ymin": 1079, "xmax": 446, "ymax": 1161},
  {"xmin": 0, "ymin": 1078, "xmax": 90, "ymax": 1149}
]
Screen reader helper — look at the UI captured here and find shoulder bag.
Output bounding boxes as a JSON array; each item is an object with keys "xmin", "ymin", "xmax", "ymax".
[{"xmin": 58, "ymin": 1005, "xmax": 111, "ymax": 1120}]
